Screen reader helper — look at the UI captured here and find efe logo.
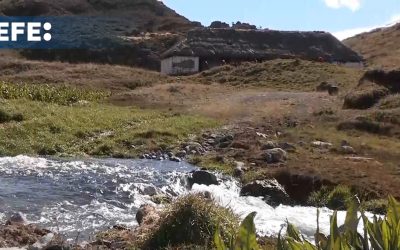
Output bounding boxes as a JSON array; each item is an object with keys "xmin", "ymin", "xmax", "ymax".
[{"xmin": 0, "ymin": 22, "xmax": 52, "ymax": 42}]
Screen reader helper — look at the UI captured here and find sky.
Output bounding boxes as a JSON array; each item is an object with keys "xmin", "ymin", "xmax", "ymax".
[{"xmin": 161, "ymin": 0, "xmax": 400, "ymax": 40}]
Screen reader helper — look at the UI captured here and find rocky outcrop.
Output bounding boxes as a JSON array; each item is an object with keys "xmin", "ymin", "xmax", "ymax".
[
  {"xmin": 240, "ymin": 179, "xmax": 291, "ymax": 207},
  {"xmin": 275, "ymin": 171, "xmax": 334, "ymax": 204},
  {"xmin": 209, "ymin": 21, "xmax": 230, "ymax": 29},
  {"xmin": 1, "ymin": 0, "xmax": 201, "ymax": 70}
]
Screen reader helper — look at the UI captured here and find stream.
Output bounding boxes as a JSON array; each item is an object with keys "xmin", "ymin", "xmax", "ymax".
[{"xmin": 0, "ymin": 156, "xmax": 371, "ymax": 242}]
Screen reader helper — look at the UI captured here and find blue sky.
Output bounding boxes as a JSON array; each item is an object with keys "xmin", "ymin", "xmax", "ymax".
[{"xmin": 162, "ymin": 0, "xmax": 400, "ymax": 40}]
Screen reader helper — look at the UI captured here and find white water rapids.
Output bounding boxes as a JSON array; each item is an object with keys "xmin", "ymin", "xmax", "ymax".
[{"xmin": 0, "ymin": 156, "xmax": 374, "ymax": 242}]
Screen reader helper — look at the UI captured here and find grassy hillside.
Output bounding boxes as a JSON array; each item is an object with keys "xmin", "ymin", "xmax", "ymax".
[
  {"xmin": 0, "ymin": 0, "xmax": 197, "ymax": 32},
  {"xmin": 193, "ymin": 59, "xmax": 363, "ymax": 91},
  {"xmin": 344, "ymin": 23, "xmax": 400, "ymax": 70},
  {"xmin": 0, "ymin": 56, "xmax": 171, "ymax": 92}
]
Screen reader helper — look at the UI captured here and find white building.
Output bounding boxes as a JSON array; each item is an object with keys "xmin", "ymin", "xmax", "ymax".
[{"xmin": 161, "ymin": 56, "xmax": 199, "ymax": 75}]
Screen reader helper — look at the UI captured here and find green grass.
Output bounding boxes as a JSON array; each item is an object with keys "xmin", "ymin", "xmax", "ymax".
[
  {"xmin": 0, "ymin": 81, "xmax": 110, "ymax": 105},
  {"xmin": 0, "ymin": 99, "xmax": 218, "ymax": 157}
]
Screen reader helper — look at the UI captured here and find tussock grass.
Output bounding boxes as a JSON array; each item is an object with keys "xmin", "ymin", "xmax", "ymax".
[
  {"xmin": 0, "ymin": 99, "xmax": 218, "ymax": 157},
  {"xmin": 343, "ymin": 85, "xmax": 389, "ymax": 109},
  {"xmin": 140, "ymin": 194, "xmax": 239, "ymax": 249},
  {"xmin": 378, "ymin": 94, "xmax": 400, "ymax": 109}
]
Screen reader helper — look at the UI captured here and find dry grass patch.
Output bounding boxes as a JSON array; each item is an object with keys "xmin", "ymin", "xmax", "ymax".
[
  {"xmin": 0, "ymin": 57, "xmax": 171, "ymax": 92},
  {"xmin": 192, "ymin": 59, "xmax": 362, "ymax": 91}
]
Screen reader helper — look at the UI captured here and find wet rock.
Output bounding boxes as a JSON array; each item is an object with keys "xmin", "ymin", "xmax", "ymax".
[
  {"xmin": 311, "ymin": 141, "xmax": 333, "ymax": 149},
  {"xmin": 175, "ymin": 150, "xmax": 187, "ymax": 158},
  {"xmin": 188, "ymin": 170, "xmax": 218, "ymax": 186},
  {"xmin": 264, "ymin": 148, "xmax": 288, "ymax": 163},
  {"xmin": 240, "ymin": 179, "xmax": 291, "ymax": 207},
  {"xmin": 261, "ymin": 141, "xmax": 278, "ymax": 150},
  {"xmin": 136, "ymin": 204, "xmax": 159, "ymax": 226},
  {"xmin": 233, "ymin": 162, "xmax": 245, "ymax": 178},
  {"xmin": 6, "ymin": 213, "xmax": 27, "ymax": 225},
  {"xmin": 170, "ymin": 156, "xmax": 181, "ymax": 162},
  {"xmin": 137, "ymin": 184, "xmax": 158, "ymax": 196},
  {"xmin": 29, "ymin": 233, "xmax": 54, "ymax": 250},
  {"xmin": 233, "ymin": 167, "xmax": 245, "ymax": 178}
]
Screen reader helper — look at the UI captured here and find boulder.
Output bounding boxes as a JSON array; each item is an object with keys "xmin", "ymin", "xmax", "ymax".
[
  {"xmin": 175, "ymin": 150, "xmax": 187, "ymax": 158},
  {"xmin": 261, "ymin": 141, "xmax": 278, "ymax": 150},
  {"xmin": 275, "ymin": 171, "xmax": 334, "ymax": 204},
  {"xmin": 328, "ymin": 86, "xmax": 339, "ymax": 96},
  {"xmin": 264, "ymin": 148, "xmax": 288, "ymax": 163},
  {"xmin": 188, "ymin": 170, "xmax": 218, "ymax": 186},
  {"xmin": 170, "ymin": 156, "xmax": 182, "ymax": 162},
  {"xmin": 340, "ymin": 145, "xmax": 356, "ymax": 154},
  {"xmin": 136, "ymin": 204, "xmax": 159, "ymax": 226},
  {"xmin": 6, "ymin": 213, "xmax": 27, "ymax": 225},
  {"xmin": 29, "ymin": 233, "xmax": 55, "ymax": 250},
  {"xmin": 185, "ymin": 142, "xmax": 204, "ymax": 154},
  {"xmin": 240, "ymin": 179, "xmax": 291, "ymax": 206},
  {"xmin": 137, "ymin": 184, "xmax": 158, "ymax": 196},
  {"xmin": 311, "ymin": 141, "xmax": 333, "ymax": 149}
]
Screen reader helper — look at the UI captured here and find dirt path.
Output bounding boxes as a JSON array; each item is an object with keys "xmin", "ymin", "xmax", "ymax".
[{"xmin": 110, "ymin": 83, "xmax": 339, "ymax": 123}]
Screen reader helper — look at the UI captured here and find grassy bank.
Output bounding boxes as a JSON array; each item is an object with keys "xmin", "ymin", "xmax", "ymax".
[{"xmin": 0, "ymin": 99, "xmax": 218, "ymax": 157}]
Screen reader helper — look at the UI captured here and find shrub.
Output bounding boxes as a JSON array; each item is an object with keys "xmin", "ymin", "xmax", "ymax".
[
  {"xmin": 307, "ymin": 186, "xmax": 331, "ymax": 207},
  {"xmin": 326, "ymin": 185, "xmax": 352, "ymax": 210},
  {"xmin": 0, "ymin": 109, "xmax": 24, "ymax": 123},
  {"xmin": 378, "ymin": 94, "xmax": 400, "ymax": 109},
  {"xmin": 361, "ymin": 199, "xmax": 388, "ymax": 215},
  {"xmin": 142, "ymin": 194, "xmax": 239, "ymax": 249}
]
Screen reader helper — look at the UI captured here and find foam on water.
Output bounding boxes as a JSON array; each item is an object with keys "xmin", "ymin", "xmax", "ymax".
[
  {"xmin": 0, "ymin": 156, "xmax": 375, "ymax": 242},
  {"xmin": 0, "ymin": 156, "xmax": 194, "ymax": 241}
]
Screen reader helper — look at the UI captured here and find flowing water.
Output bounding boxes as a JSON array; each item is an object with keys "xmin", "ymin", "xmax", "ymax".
[{"xmin": 0, "ymin": 156, "xmax": 371, "ymax": 242}]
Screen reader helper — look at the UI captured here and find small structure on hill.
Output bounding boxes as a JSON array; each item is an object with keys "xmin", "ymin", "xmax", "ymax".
[{"xmin": 160, "ymin": 28, "xmax": 363, "ymax": 75}]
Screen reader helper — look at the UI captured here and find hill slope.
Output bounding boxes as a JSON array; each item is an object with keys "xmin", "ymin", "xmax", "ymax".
[
  {"xmin": 0, "ymin": 0, "xmax": 197, "ymax": 32},
  {"xmin": 0, "ymin": 0, "xmax": 201, "ymax": 69},
  {"xmin": 344, "ymin": 23, "xmax": 400, "ymax": 70}
]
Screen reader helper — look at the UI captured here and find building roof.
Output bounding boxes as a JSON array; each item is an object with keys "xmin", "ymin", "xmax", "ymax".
[{"xmin": 161, "ymin": 28, "xmax": 363, "ymax": 62}]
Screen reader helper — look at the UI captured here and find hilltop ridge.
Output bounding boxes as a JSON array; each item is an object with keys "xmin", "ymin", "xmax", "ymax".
[{"xmin": 344, "ymin": 23, "xmax": 400, "ymax": 69}]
